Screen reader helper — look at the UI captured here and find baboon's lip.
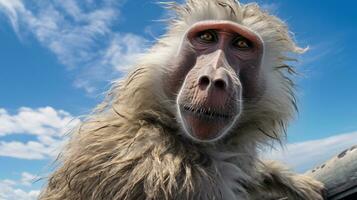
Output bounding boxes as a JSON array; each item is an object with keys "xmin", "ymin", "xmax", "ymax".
[{"xmin": 181, "ymin": 105, "xmax": 232, "ymax": 120}]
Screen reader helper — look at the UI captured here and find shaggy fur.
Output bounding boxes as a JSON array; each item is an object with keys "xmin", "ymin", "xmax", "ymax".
[{"xmin": 40, "ymin": 0, "xmax": 324, "ymax": 199}]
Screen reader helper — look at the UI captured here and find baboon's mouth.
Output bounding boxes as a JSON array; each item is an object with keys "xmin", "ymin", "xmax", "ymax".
[
  {"xmin": 179, "ymin": 104, "xmax": 237, "ymax": 142},
  {"xmin": 182, "ymin": 105, "xmax": 231, "ymax": 120}
]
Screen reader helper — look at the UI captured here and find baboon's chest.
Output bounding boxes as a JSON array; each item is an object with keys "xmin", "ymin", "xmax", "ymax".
[{"xmin": 197, "ymin": 154, "xmax": 253, "ymax": 200}]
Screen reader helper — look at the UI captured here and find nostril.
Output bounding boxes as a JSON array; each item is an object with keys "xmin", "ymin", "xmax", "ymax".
[
  {"xmin": 198, "ymin": 76, "xmax": 210, "ymax": 87},
  {"xmin": 213, "ymin": 79, "xmax": 226, "ymax": 90}
]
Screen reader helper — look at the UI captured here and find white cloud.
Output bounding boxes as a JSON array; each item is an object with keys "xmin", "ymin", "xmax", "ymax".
[
  {"xmin": 264, "ymin": 131, "xmax": 357, "ymax": 173},
  {"xmin": 0, "ymin": 107, "xmax": 76, "ymax": 136},
  {"xmin": 0, "ymin": 140, "xmax": 64, "ymax": 160},
  {"xmin": 0, "ymin": 173, "xmax": 40, "ymax": 200},
  {"xmin": 0, "ymin": 180, "xmax": 40, "ymax": 200},
  {"xmin": 0, "ymin": 107, "xmax": 78, "ymax": 160},
  {"xmin": 0, "ymin": 0, "xmax": 148, "ymax": 93}
]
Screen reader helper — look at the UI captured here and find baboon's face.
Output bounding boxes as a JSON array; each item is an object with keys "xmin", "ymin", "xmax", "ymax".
[{"xmin": 167, "ymin": 21, "xmax": 264, "ymax": 142}]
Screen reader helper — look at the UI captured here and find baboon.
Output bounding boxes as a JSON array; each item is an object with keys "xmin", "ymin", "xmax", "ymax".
[{"xmin": 40, "ymin": 0, "xmax": 324, "ymax": 199}]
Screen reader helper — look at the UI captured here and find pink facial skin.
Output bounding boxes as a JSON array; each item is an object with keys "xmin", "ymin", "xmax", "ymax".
[{"xmin": 166, "ymin": 21, "xmax": 264, "ymax": 142}]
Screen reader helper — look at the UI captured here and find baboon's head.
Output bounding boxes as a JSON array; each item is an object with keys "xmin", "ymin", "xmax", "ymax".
[{"xmin": 135, "ymin": 0, "xmax": 301, "ymax": 143}]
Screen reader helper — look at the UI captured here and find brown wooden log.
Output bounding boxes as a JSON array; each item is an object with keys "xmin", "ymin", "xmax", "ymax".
[{"xmin": 306, "ymin": 145, "xmax": 357, "ymax": 200}]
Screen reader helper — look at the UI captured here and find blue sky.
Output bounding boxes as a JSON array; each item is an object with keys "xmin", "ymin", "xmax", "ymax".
[{"xmin": 0, "ymin": 0, "xmax": 356, "ymax": 199}]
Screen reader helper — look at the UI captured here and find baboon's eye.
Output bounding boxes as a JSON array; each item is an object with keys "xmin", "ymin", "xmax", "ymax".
[
  {"xmin": 232, "ymin": 36, "xmax": 252, "ymax": 50},
  {"xmin": 197, "ymin": 30, "xmax": 217, "ymax": 43}
]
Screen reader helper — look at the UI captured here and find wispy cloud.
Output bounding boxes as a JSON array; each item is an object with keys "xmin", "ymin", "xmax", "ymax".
[
  {"xmin": 20, "ymin": 172, "xmax": 37, "ymax": 187},
  {"xmin": 73, "ymin": 32, "xmax": 148, "ymax": 93},
  {"xmin": 260, "ymin": 2, "xmax": 280, "ymax": 13},
  {"xmin": 0, "ymin": 0, "xmax": 148, "ymax": 93},
  {"xmin": 0, "ymin": 172, "xmax": 39, "ymax": 200},
  {"xmin": 0, "ymin": 107, "xmax": 79, "ymax": 160},
  {"xmin": 263, "ymin": 131, "xmax": 357, "ymax": 173},
  {"xmin": 298, "ymin": 40, "xmax": 341, "ymax": 67}
]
